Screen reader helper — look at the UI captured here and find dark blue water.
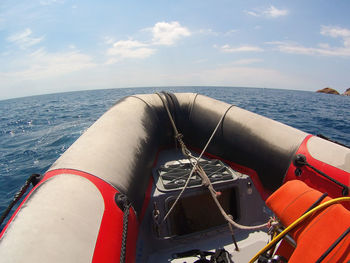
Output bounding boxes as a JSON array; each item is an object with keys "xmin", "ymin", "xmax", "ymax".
[{"xmin": 0, "ymin": 87, "xmax": 349, "ymax": 228}]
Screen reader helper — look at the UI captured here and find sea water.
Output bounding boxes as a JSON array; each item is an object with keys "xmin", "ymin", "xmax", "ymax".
[{"xmin": 0, "ymin": 86, "xmax": 349, "ymax": 229}]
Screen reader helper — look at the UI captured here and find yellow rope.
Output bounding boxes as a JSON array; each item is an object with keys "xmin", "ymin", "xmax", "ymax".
[{"xmin": 249, "ymin": 197, "xmax": 350, "ymax": 263}]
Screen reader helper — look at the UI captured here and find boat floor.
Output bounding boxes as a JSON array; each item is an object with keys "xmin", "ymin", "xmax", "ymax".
[
  {"xmin": 146, "ymin": 229, "xmax": 268, "ymax": 262},
  {"xmin": 136, "ymin": 148, "xmax": 271, "ymax": 263}
]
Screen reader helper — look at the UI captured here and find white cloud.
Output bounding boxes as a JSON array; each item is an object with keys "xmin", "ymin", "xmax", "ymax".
[
  {"xmin": 268, "ymin": 41, "xmax": 320, "ymax": 55},
  {"xmin": 264, "ymin": 6, "xmax": 288, "ymax": 17},
  {"xmin": 104, "ymin": 21, "xmax": 190, "ymax": 64},
  {"xmin": 246, "ymin": 5, "xmax": 288, "ymax": 18},
  {"xmin": 321, "ymin": 25, "xmax": 350, "ymax": 39},
  {"xmin": 321, "ymin": 25, "xmax": 350, "ymax": 47},
  {"xmin": 2, "ymin": 48, "xmax": 96, "ymax": 80},
  {"xmin": 270, "ymin": 42, "xmax": 350, "ymax": 57},
  {"xmin": 231, "ymin": 58, "xmax": 263, "ymax": 65},
  {"xmin": 197, "ymin": 28, "xmax": 238, "ymax": 37},
  {"xmin": 7, "ymin": 28, "xmax": 44, "ymax": 49},
  {"xmin": 246, "ymin": 11, "xmax": 259, "ymax": 17},
  {"xmin": 151, "ymin": 21, "xmax": 191, "ymax": 46},
  {"xmin": 106, "ymin": 40, "xmax": 155, "ymax": 63},
  {"xmin": 219, "ymin": 44, "xmax": 263, "ymax": 53},
  {"xmin": 268, "ymin": 26, "xmax": 350, "ymax": 57},
  {"xmin": 224, "ymin": 29, "xmax": 238, "ymax": 36}
]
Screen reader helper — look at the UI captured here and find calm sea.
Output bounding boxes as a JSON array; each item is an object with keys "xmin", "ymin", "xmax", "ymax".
[{"xmin": 0, "ymin": 86, "xmax": 349, "ymax": 228}]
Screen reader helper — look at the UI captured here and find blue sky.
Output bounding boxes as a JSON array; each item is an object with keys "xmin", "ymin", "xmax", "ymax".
[{"xmin": 1, "ymin": 0, "xmax": 350, "ymax": 99}]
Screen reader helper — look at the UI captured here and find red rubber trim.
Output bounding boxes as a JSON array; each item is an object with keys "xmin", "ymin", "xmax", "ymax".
[
  {"xmin": 284, "ymin": 135, "xmax": 350, "ymax": 210},
  {"xmin": 0, "ymin": 169, "xmax": 139, "ymax": 263}
]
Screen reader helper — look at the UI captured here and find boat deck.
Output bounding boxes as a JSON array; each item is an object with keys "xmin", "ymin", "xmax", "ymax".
[
  {"xmin": 136, "ymin": 149, "xmax": 271, "ymax": 262},
  {"xmin": 145, "ymin": 229, "xmax": 268, "ymax": 262}
]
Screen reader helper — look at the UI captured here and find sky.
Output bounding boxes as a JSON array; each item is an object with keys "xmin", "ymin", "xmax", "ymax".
[{"xmin": 1, "ymin": 0, "xmax": 350, "ymax": 100}]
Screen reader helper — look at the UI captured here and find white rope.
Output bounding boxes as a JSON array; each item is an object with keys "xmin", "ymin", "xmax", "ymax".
[
  {"xmin": 157, "ymin": 92, "xmax": 273, "ymax": 230},
  {"xmin": 161, "ymin": 96, "xmax": 233, "ymax": 222},
  {"xmin": 197, "ymin": 166, "xmax": 270, "ymax": 230}
]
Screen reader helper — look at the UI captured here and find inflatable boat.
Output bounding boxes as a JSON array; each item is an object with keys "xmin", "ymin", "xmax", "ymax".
[{"xmin": 0, "ymin": 92, "xmax": 349, "ymax": 262}]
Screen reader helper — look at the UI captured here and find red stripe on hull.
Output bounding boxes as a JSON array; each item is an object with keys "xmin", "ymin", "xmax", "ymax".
[
  {"xmin": 0, "ymin": 169, "xmax": 139, "ymax": 263},
  {"xmin": 284, "ymin": 135, "xmax": 350, "ymax": 210}
]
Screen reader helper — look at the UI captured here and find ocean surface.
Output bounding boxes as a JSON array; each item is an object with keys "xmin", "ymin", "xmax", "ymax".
[{"xmin": 0, "ymin": 86, "xmax": 349, "ymax": 229}]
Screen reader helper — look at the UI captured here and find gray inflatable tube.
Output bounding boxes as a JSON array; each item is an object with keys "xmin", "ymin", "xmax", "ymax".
[{"xmin": 1, "ymin": 93, "xmax": 349, "ymax": 263}]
